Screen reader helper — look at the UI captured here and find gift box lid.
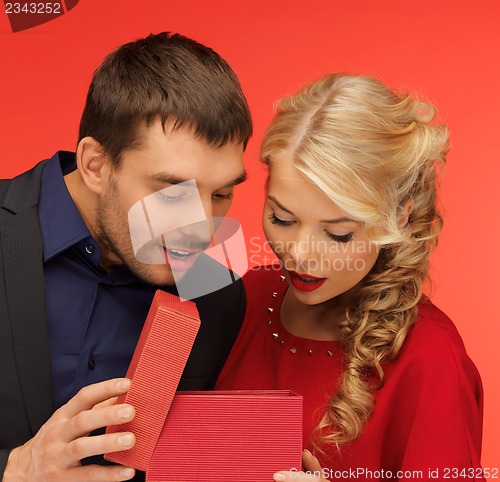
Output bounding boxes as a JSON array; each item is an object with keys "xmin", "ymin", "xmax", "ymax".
[{"xmin": 105, "ymin": 290, "xmax": 200, "ymax": 471}]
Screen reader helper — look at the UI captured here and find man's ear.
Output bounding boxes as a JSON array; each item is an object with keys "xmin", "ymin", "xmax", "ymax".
[
  {"xmin": 76, "ymin": 137, "xmax": 110, "ymax": 195},
  {"xmin": 398, "ymin": 199, "xmax": 414, "ymax": 229}
]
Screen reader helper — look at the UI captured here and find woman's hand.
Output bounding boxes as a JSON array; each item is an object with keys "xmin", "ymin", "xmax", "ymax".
[{"xmin": 273, "ymin": 449, "xmax": 331, "ymax": 481}]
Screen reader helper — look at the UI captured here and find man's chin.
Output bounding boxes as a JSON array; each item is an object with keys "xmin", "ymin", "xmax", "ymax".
[{"xmin": 129, "ymin": 263, "xmax": 185, "ymax": 288}]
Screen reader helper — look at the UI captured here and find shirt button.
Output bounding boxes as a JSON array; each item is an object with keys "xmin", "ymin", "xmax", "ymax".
[
  {"xmin": 85, "ymin": 244, "xmax": 95, "ymax": 254},
  {"xmin": 88, "ymin": 357, "xmax": 96, "ymax": 370}
]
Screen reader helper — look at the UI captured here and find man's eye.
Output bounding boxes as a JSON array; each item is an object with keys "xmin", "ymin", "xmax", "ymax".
[
  {"xmin": 158, "ymin": 191, "xmax": 189, "ymax": 203},
  {"xmin": 213, "ymin": 192, "xmax": 233, "ymax": 201}
]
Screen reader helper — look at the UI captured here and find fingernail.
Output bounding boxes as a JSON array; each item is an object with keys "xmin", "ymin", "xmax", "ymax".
[
  {"xmin": 303, "ymin": 448, "xmax": 312, "ymax": 456},
  {"xmin": 117, "ymin": 378, "xmax": 131, "ymax": 390},
  {"xmin": 121, "ymin": 467, "xmax": 135, "ymax": 478},
  {"xmin": 118, "ymin": 433, "xmax": 135, "ymax": 447},
  {"xmin": 273, "ymin": 474, "xmax": 286, "ymax": 481},
  {"xmin": 119, "ymin": 406, "xmax": 133, "ymax": 419}
]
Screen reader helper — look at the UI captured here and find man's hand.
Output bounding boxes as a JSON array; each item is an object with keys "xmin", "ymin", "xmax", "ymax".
[
  {"xmin": 3, "ymin": 378, "xmax": 137, "ymax": 482},
  {"xmin": 273, "ymin": 449, "xmax": 330, "ymax": 482}
]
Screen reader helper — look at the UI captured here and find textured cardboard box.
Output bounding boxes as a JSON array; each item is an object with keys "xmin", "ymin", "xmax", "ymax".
[{"xmin": 147, "ymin": 390, "xmax": 303, "ymax": 482}]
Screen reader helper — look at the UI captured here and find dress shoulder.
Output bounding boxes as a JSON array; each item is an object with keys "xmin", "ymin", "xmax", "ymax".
[
  {"xmin": 404, "ymin": 300, "xmax": 472, "ymax": 366},
  {"xmin": 392, "ymin": 299, "xmax": 483, "ymax": 405},
  {"xmin": 382, "ymin": 300, "xmax": 484, "ymax": 472}
]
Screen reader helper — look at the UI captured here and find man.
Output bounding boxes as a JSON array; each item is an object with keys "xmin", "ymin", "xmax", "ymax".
[{"xmin": 0, "ymin": 32, "xmax": 252, "ymax": 481}]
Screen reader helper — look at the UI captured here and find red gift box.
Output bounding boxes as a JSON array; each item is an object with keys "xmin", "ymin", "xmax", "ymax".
[
  {"xmin": 147, "ymin": 390, "xmax": 303, "ymax": 482},
  {"xmin": 105, "ymin": 290, "xmax": 303, "ymax": 479},
  {"xmin": 105, "ymin": 290, "xmax": 200, "ymax": 471}
]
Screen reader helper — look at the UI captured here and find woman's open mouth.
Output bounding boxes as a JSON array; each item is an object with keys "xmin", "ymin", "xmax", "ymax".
[{"xmin": 287, "ymin": 270, "xmax": 327, "ymax": 292}]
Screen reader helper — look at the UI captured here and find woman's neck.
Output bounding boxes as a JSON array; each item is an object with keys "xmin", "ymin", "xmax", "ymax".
[{"xmin": 280, "ymin": 288, "xmax": 350, "ymax": 341}]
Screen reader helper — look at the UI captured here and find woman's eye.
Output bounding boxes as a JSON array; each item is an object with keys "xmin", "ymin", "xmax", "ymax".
[
  {"xmin": 268, "ymin": 213, "xmax": 295, "ymax": 227},
  {"xmin": 325, "ymin": 231, "xmax": 353, "ymax": 243}
]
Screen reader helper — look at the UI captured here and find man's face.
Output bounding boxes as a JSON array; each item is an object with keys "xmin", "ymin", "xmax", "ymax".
[{"xmin": 95, "ymin": 119, "xmax": 245, "ymax": 286}]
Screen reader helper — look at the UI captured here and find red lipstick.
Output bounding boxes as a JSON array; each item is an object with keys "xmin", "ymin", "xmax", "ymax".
[{"xmin": 288, "ymin": 270, "xmax": 327, "ymax": 292}]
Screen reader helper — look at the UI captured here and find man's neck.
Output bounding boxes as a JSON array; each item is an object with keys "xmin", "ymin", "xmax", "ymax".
[{"xmin": 64, "ymin": 169, "xmax": 99, "ymax": 239}]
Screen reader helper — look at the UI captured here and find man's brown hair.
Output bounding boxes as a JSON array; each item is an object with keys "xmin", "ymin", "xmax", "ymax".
[{"xmin": 78, "ymin": 32, "xmax": 252, "ymax": 164}]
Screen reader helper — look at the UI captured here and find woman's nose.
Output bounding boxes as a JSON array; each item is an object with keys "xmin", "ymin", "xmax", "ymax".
[{"xmin": 287, "ymin": 232, "xmax": 320, "ymax": 268}]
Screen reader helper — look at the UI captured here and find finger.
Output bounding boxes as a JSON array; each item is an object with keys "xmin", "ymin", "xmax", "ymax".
[
  {"xmin": 64, "ymin": 403, "xmax": 135, "ymax": 441},
  {"xmin": 64, "ymin": 432, "xmax": 136, "ymax": 465},
  {"xmin": 273, "ymin": 472, "xmax": 292, "ymax": 481},
  {"xmin": 63, "ymin": 379, "xmax": 131, "ymax": 418},
  {"xmin": 274, "ymin": 471, "xmax": 314, "ymax": 481},
  {"xmin": 68, "ymin": 463, "xmax": 135, "ymax": 482},
  {"xmin": 93, "ymin": 396, "xmax": 119, "ymax": 410},
  {"xmin": 302, "ymin": 449, "xmax": 323, "ymax": 473}
]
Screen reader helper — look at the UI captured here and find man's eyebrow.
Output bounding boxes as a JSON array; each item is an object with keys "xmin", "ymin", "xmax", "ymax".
[
  {"xmin": 267, "ymin": 195, "xmax": 358, "ymax": 224},
  {"xmin": 150, "ymin": 171, "xmax": 247, "ymax": 188},
  {"xmin": 224, "ymin": 171, "xmax": 247, "ymax": 188}
]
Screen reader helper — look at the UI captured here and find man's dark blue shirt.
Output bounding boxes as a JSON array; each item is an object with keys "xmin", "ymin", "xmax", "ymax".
[{"xmin": 38, "ymin": 151, "xmax": 161, "ymax": 411}]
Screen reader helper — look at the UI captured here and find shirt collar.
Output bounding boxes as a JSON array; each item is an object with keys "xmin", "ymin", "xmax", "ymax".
[
  {"xmin": 37, "ymin": 152, "xmax": 177, "ymax": 288},
  {"xmin": 38, "ymin": 151, "xmax": 94, "ymax": 262}
]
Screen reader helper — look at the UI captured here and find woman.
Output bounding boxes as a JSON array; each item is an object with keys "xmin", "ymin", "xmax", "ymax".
[{"xmin": 216, "ymin": 74, "xmax": 484, "ymax": 480}]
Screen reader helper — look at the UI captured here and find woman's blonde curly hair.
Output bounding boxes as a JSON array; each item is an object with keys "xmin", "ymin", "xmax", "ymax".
[{"xmin": 260, "ymin": 73, "xmax": 449, "ymax": 449}]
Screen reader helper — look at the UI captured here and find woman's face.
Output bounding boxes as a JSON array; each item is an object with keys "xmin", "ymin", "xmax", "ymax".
[{"xmin": 263, "ymin": 161, "xmax": 380, "ymax": 306}]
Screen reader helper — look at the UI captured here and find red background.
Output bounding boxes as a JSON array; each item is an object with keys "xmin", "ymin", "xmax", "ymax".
[{"xmin": 1, "ymin": 0, "xmax": 498, "ymax": 469}]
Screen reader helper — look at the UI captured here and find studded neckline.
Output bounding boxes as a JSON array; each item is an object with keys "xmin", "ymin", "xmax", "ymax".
[{"xmin": 267, "ymin": 273, "xmax": 341, "ymax": 357}]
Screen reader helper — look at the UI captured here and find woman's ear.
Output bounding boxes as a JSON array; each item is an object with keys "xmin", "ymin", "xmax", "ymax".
[
  {"xmin": 398, "ymin": 199, "xmax": 414, "ymax": 228},
  {"xmin": 76, "ymin": 137, "xmax": 110, "ymax": 195}
]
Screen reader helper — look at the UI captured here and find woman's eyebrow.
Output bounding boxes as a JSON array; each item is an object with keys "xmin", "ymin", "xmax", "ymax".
[
  {"xmin": 321, "ymin": 217, "xmax": 358, "ymax": 224},
  {"xmin": 267, "ymin": 195, "xmax": 358, "ymax": 224},
  {"xmin": 267, "ymin": 195, "xmax": 294, "ymax": 215}
]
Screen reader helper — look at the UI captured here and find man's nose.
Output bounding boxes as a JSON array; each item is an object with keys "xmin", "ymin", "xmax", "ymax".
[{"xmin": 175, "ymin": 198, "xmax": 215, "ymax": 245}]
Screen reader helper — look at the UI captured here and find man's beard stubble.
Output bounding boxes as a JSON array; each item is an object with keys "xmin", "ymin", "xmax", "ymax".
[{"xmin": 94, "ymin": 179, "xmax": 176, "ymax": 288}]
